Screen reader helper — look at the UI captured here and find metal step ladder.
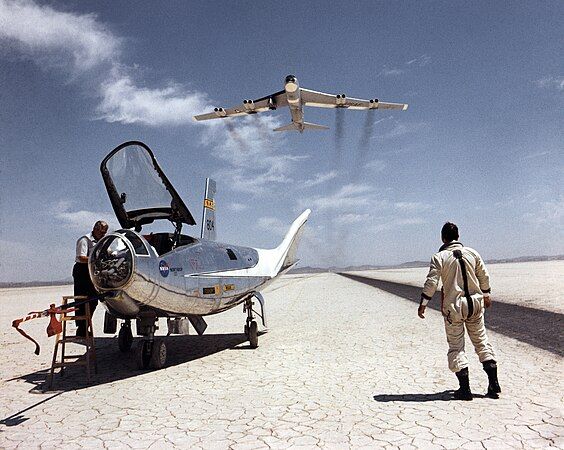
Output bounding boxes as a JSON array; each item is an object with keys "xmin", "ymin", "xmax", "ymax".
[{"xmin": 47, "ymin": 295, "xmax": 97, "ymax": 389}]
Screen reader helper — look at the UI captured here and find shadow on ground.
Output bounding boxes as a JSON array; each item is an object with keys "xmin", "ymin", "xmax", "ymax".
[
  {"xmin": 9, "ymin": 331, "xmax": 265, "ymax": 394},
  {"xmin": 373, "ymin": 390, "xmax": 488, "ymax": 403},
  {"xmin": 339, "ymin": 273, "xmax": 564, "ymax": 357}
]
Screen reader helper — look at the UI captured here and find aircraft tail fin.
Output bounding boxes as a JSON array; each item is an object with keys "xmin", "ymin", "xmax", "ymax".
[
  {"xmin": 302, "ymin": 121, "xmax": 329, "ymax": 131},
  {"xmin": 273, "ymin": 122, "xmax": 299, "ymax": 132},
  {"xmin": 200, "ymin": 178, "xmax": 217, "ymax": 240},
  {"xmin": 267, "ymin": 209, "xmax": 311, "ymax": 276},
  {"xmin": 194, "ymin": 210, "xmax": 311, "ymax": 279},
  {"xmin": 273, "ymin": 122, "xmax": 329, "ymax": 132}
]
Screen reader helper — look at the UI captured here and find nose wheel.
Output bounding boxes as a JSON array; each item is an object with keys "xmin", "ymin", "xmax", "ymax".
[
  {"xmin": 135, "ymin": 317, "xmax": 167, "ymax": 369},
  {"xmin": 136, "ymin": 338, "xmax": 167, "ymax": 369}
]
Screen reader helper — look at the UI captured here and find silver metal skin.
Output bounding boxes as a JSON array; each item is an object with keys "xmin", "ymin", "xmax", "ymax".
[
  {"xmin": 193, "ymin": 74, "xmax": 409, "ymax": 132},
  {"xmin": 90, "ymin": 231, "xmax": 269, "ymax": 318},
  {"xmin": 90, "ymin": 140, "xmax": 310, "ymax": 367}
]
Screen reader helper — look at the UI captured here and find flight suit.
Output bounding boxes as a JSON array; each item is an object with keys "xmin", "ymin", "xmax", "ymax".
[{"xmin": 422, "ymin": 241, "xmax": 495, "ymax": 372}]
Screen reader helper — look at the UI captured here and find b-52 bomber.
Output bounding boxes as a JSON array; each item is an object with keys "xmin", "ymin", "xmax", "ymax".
[
  {"xmin": 91, "ymin": 141, "xmax": 310, "ymax": 369},
  {"xmin": 194, "ymin": 74, "xmax": 408, "ymax": 132}
]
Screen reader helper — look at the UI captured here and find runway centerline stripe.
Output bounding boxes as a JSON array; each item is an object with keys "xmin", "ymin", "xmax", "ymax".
[{"xmin": 338, "ymin": 273, "xmax": 564, "ymax": 358}]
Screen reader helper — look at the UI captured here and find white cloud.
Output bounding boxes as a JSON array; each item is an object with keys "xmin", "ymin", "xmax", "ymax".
[
  {"xmin": 0, "ymin": 0, "xmax": 209, "ymax": 127},
  {"xmin": 534, "ymin": 76, "xmax": 564, "ymax": 91},
  {"xmin": 523, "ymin": 195, "xmax": 564, "ymax": 227},
  {"xmin": 334, "ymin": 213, "xmax": 370, "ymax": 225},
  {"xmin": 394, "ymin": 202, "xmax": 432, "ymax": 212},
  {"xmin": 256, "ymin": 216, "xmax": 288, "ymax": 237},
  {"xmin": 371, "ymin": 217, "xmax": 426, "ymax": 232},
  {"xmin": 379, "ymin": 121, "xmax": 428, "ymax": 139},
  {"xmin": 379, "ymin": 55, "xmax": 432, "ymax": 77},
  {"xmin": 52, "ymin": 200, "xmax": 118, "ymax": 231},
  {"xmin": 406, "ymin": 54, "xmax": 432, "ymax": 67},
  {"xmin": 519, "ymin": 150, "xmax": 552, "ymax": 161},
  {"xmin": 298, "ymin": 183, "xmax": 376, "ymax": 212},
  {"xmin": 204, "ymin": 115, "xmax": 307, "ymax": 194},
  {"xmin": 229, "ymin": 203, "xmax": 248, "ymax": 212},
  {"xmin": 379, "ymin": 67, "xmax": 404, "ymax": 76},
  {"xmin": 302, "ymin": 170, "xmax": 339, "ymax": 188},
  {"xmin": 0, "ymin": 0, "xmax": 120, "ymax": 70},
  {"xmin": 365, "ymin": 159, "xmax": 387, "ymax": 172},
  {"xmin": 97, "ymin": 69, "xmax": 210, "ymax": 126}
]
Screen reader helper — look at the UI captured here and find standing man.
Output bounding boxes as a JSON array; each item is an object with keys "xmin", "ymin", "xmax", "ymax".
[
  {"xmin": 73, "ymin": 220, "xmax": 108, "ymax": 337},
  {"xmin": 418, "ymin": 222, "xmax": 501, "ymax": 400}
]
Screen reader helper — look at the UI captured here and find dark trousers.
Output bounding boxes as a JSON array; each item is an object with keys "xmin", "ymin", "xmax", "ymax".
[{"xmin": 72, "ymin": 263, "xmax": 98, "ymax": 336}]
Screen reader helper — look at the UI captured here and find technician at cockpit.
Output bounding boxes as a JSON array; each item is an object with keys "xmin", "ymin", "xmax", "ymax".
[{"xmin": 73, "ymin": 220, "xmax": 108, "ymax": 336}]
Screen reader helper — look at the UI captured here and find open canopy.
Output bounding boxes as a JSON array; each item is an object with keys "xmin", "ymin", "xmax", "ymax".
[{"xmin": 101, "ymin": 141, "xmax": 196, "ymax": 230}]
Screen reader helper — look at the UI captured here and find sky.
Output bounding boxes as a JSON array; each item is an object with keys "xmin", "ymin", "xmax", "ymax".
[{"xmin": 0, "ymin": 0, "xmax": 562, "ymax": 282}]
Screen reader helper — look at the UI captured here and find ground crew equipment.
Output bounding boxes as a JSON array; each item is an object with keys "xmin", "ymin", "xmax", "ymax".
[
  {"xmin": 11, "ymin": 294, "xmax": 107, "ymax": 355},
  {"xmin": 47, "ymin": 296, "xmax": 97, "ymax": 390}
]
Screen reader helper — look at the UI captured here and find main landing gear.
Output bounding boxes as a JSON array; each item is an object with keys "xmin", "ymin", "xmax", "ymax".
[
  {"xmin": 135, "ymin": 316, "xmax": 166, "ymax": 370},
  {"xmin": 243, "ymin": 293, "xmax": 266, "ymax": 349}
]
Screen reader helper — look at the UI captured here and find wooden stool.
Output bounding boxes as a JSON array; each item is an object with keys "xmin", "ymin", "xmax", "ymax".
[{"xmin": 47, "ymin": 295, "xmax": 97, "ymax": 389}]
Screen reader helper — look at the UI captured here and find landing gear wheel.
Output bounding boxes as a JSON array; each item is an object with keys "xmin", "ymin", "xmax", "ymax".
[
  {"xmin": 244, "ymin": 323, "xmax": 249, "ymax": 337},
  {"xmin": 149, "ymin": 339, "xmax": 167, "ymax": 369},
  {"xmin": 118, "ymin": 323, "xmax": 133, "ymax": 353},
  {"xmin": 249, "ymin": 321, "xmax": 258, "ymax": 349},
  {"xmin": 135, "ymin": 340, "xmax": 151, "ymax": 369}
]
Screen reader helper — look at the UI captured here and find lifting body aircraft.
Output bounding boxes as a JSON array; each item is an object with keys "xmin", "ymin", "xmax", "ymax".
[
  {"xmin": 193, "ymin": 74, "xmax": 408, "ymax": 132},
  {"xmin": 90, "ymin": 141, "xmax": 310, "ymax": 369}
]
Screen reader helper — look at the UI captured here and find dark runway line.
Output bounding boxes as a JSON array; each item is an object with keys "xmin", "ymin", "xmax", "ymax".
[{"xmin": 338, "ymin": 273, "xmax": 564, "ymax": 357}]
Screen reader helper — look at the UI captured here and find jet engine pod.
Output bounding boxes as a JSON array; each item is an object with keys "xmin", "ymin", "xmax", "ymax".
[
  {"xmin": 369, "ymin": 99, "xmax": 379, "ymax": 109},
  {"xmin": 213, "ymin": 107, "xmax": 227, "ymax": 117},
  {"xmin": 243, "ymin": 99, "xmax": 255, "ymax": 111},
  {"xmin": 90, "ymin": 234, "xmax": 134, "ymax": 290},
  {"xmin": 336, "ymin": 94, "xmax": 346, "ymax": 106}
]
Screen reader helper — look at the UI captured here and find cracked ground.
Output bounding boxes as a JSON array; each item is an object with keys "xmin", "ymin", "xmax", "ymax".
[{"xmin": 1, "ymin": 262, "xmax": 563, "ymax": 449}]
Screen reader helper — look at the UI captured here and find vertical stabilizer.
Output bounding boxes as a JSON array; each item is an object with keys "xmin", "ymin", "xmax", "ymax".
[{"xmin": 201, "ymin": 178, "xmax": 217, "ymax": 240}]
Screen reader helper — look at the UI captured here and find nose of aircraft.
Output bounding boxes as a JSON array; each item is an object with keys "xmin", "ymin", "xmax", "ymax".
[
  {"xmin": 89, "ymin": 234, "xmax": 134, "ymax": 290},
  {"xmin": 285, "ymin": 74, "xmax": 296, "ymax": 83}
]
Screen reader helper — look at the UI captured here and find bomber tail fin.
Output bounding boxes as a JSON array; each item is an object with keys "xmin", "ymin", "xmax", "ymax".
[
  {"xmin": 273, "ymin": 122, "xmax": 299, "ymax": 132},
  {"xmin": 273, "ymin": 122, "xmax": 329, "ymax": 132},
  {"xmin": 301, "ymin": 121, "xmax": 330, "ymax": 131},
  {"xmin": 200, "ymin": 178, "xmax": 217, "ymax": 240}
]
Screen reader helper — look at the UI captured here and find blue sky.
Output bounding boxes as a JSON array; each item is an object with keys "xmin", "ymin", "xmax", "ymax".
[{"xmin": 0, "ymin": 0, "xmax": 562, "ymax": 281}]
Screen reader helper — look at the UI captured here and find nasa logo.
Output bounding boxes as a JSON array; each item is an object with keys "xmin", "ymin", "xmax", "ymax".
[{"xmin": 159, "ymin": 260, "xmax": 170, "ymax": 277}]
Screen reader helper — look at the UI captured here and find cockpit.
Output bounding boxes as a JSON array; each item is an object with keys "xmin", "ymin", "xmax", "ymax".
[
  {"xmin": 142, "ymin": 232, "xmax": 197, "ymax": 256},
  {"xmin": 101, "ymin": 141, "xmax": 196, "ymax": 233}
]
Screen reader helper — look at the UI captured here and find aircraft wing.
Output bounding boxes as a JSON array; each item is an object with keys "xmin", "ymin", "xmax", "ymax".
[
  {"xmin": 193, "ymin": 90, "xmax": 288, "ymax": 121},
  {"xmin": 301, "ymin": 88, "xmax": 408, "ymax": 111}
]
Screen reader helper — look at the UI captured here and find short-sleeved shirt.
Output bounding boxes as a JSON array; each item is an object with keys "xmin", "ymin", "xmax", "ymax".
[{"xmin": 75, "ymin": 232, "xmax": 97, "ymax": 263}]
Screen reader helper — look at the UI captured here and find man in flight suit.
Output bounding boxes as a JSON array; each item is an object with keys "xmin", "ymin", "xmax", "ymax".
[
  {"xmin": 418, "ymin": 222, "xmax": 501, "ymax": 400},
  {"xmin": 73, "ymin": 220, "xmax": 108, "ymax": 337}
]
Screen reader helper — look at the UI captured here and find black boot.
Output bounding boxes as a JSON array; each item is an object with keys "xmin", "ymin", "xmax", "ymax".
[
  {"xmin": 483, "ymin": 360, "xmax": 501, "ymax": 399},
  {"xmin": 453, "ymin": 367, "xmax": 473, "ymax": 400}
]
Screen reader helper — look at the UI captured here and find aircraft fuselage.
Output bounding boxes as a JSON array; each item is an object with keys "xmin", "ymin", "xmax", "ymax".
[
  {"xmin": 89, "ymin": 230, "xmax": 270, "ymax": 318},
  {"xmin": 285, "ymin": 75, "xmax": 304, "ymax": 128}
]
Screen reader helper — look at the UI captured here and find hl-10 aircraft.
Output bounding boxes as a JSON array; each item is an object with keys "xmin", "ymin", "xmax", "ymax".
[
  {"xmin": 91, "ymin": 141, "xmax": 310, "ymax": 369},
  {"xmin": 193, "ymin": 74, "xmax": 408, "ymax": 132}
]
